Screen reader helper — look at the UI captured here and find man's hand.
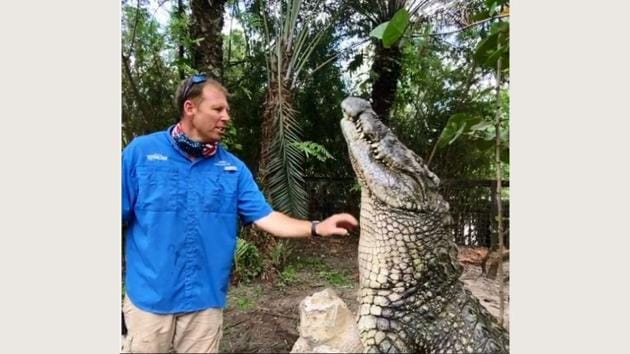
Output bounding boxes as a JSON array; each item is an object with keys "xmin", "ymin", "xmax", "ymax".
[{"xmin": 316, "ymin": 213, "xmax": 358, "ymax": 237}]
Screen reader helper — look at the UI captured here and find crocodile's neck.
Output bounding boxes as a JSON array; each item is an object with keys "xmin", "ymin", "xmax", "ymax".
[
  {"xmin": 358, "ymin": 190, "xmax": 463, "ymax": 294},
  {"xmin": 357, "ymin": 192, "xmax": 508, "ymax": 353}
]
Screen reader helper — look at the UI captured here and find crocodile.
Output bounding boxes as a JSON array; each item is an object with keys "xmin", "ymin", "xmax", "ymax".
[{"xmin": 340, "ymin": 97, "xmax": 509, "ymax": 353}]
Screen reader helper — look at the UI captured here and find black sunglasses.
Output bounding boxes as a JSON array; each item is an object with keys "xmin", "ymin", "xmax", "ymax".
[{"xmin": 180, "ymin": 74, "xmax": 207, "ymax": 103}]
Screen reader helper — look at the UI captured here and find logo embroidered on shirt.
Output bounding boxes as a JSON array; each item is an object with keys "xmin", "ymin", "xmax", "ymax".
[
  {"xmin": 146, "ymin": 153, "xmax": 169, "ymax": 161},
  {"xmin": 215, "ymin": 160, "xmax": 237, "ymax": 172}
]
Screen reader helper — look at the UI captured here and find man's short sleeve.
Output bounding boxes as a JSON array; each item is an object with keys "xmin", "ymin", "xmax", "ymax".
[{"xmin": 236, "ymin": 165, "xmax": 273, "ymax": 224}]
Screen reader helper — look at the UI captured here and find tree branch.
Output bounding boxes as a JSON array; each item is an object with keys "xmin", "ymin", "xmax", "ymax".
[
  {"xmin": 125, "ymin": 0, "xmax": 143, "ymax": 59},
  {"xmin": 419, "ymin": 14, "xmax": 510, "ymax": 37},
  {"xmin": 121, "ymin": 54, "xmax": 155, "ymax": 128}
]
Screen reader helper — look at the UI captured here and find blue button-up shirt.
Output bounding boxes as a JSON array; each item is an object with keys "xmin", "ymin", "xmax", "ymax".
[{"xmin": 122, "ymin": 128, "xmax": 272, "ymax": 314}]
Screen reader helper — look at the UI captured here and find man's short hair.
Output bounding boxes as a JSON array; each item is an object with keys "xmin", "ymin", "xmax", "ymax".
[{"xmin": 174, "ymin": 74, "xmax": 229, "ymax": 120}]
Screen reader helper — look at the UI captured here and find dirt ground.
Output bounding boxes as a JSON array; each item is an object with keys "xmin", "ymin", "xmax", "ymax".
[{"xmin": 219, "ymin": 236, "xmax": 510, "ymax": 353}]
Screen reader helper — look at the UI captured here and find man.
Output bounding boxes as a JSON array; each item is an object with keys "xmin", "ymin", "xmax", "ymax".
[{"xmin": 121, "ymin": 74, "xmax": 358, "ymax": 353}]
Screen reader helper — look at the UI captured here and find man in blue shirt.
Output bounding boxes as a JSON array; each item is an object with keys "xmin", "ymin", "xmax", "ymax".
[{"xmin": 121, "ymin": 74, "xmax": 358, "ymax": 353}]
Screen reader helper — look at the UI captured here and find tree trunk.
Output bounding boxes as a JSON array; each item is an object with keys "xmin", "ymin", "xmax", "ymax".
[
  {"xmin": 369, "ymin": 43, "xmax": 402, "ymax": 125},
  {"xmin": 190, "ymin": 0, "xmax": 226, "ymax": 77},
  {"xmin": 177, "ymin": 0, "xmax": 186, "ymax": 80},
  {"xmin": 259, "ymin": 79, "xmax": 288, "ymax": 195},
  {"xmin": 494, "ymin": 23, "xmax": 506, "ymax": 328}
]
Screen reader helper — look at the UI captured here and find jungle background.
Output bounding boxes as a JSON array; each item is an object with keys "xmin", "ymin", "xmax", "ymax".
[{"xmin": 121, "ymin": 0, "xmax": 510, "ymax": 351}]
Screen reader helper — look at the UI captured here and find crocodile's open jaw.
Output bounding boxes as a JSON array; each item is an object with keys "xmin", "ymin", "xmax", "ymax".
[{"xmin": 340, "ymin": 97, "xmax": 443, "ymax": 212}]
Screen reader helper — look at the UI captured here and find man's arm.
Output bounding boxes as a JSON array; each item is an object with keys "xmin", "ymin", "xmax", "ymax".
[
  {"xmin": 122, "ymin": 146, "xmax": 137, "ymax": 225},
  {"xmin": 253, "ymin": 211, "xmax": 358, "ymax": 238}
]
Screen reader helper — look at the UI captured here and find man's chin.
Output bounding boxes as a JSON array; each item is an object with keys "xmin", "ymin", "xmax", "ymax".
[{"xmin": 200, "ymin": 135, "xmax": 220, "ymax": 144}]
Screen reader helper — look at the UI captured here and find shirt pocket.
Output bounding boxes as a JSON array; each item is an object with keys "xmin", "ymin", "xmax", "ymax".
[
  {"xmin": 136, "ymin": 166, "xmax": 180, "ymax": 211},
  {"xmin": 203, "ymin": 170, "xmax": 239, "ymax": 213}
]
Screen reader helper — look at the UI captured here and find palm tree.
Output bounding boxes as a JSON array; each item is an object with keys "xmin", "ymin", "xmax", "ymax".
[
  {"xmin": 258, "ymin": 0, "xmax": 335, "ymax": 218},
  {"xmin": 347, "ymin": 0, "xmax": 447, "ymax": 124}
]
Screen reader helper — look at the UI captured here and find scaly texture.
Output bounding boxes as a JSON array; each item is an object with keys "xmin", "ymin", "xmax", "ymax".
[{"xmin": 340, "ymin": 97, "xmax": 509, "ymax": 354}]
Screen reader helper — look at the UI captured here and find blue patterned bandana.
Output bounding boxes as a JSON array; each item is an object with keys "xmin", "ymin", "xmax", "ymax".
[{"xmin": 171, "ymin": 123, "xmax": 218, "ymax": 158}]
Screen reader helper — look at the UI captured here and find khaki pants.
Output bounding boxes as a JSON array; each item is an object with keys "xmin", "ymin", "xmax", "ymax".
[{"xmin": 121, "ymin": 295, "xmax": 223, "ymax": 353}]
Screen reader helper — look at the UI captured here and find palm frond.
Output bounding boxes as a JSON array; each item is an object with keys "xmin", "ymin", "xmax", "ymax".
[{"xmin": 259, "ymin": 0, "xmax": 338, "ymax": 218}]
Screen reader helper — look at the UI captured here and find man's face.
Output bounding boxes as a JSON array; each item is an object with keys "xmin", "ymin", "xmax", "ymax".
[{"xmin": 184, "ymin": 84, "xmax": 230, "ymax": 143}]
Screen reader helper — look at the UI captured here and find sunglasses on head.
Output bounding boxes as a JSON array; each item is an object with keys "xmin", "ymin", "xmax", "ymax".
[{"xmin": 181, "ymin": 73, "xmax": 207, "ymax": 103}]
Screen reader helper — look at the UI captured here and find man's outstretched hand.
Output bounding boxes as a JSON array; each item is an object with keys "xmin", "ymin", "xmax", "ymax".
[{"xmin": 317, "ymin": 213, "xmax": 359, "ymax": 237}]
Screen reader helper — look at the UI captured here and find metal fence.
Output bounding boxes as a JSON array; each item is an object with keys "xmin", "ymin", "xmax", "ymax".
[{"xmin": 440, "ymin": 180, "xmax": 509, "ymax": 249}]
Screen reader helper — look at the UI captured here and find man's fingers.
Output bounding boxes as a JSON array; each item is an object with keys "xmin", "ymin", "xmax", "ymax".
[
  {"xmin": 333, "ymin": 213, "xmax": 358, "ymax": 227},
  {"xmin": 333, "ymin": 227, "xmax": 350, "ymax": 236}
]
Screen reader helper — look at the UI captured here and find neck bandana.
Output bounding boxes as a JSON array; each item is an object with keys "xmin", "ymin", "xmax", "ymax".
[{"xmin": 171, "ymin": 123, "xmax": 217, "ymax": 158}]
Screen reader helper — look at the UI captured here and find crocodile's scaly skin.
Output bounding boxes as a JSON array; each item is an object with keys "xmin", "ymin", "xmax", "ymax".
[{"xmin": 340, "ymin": 97, "xmax": 509, "ymax": 353}]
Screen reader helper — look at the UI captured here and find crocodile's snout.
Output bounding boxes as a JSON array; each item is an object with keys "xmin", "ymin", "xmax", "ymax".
[{"xmin": 341, "ymin": 97, "xmax": 374, "ymax": 120}]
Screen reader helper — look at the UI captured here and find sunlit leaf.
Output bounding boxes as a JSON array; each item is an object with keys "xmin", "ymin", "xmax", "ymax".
[
  {"xmin": 369, "ymin": 21, "xmax": 389, "ymax": 40},
  {"xmin": 437, "ymin": 113, "xmax": 482, "ymax": 148},
  {"xmin": 382, "ymin": 8, "xmax": 409, "ymax": 48}
]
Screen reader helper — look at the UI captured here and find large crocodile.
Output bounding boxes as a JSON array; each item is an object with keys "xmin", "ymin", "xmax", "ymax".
[{"xmin": 340, "ymin": 97, "xmax": 509, "ymax": 353}]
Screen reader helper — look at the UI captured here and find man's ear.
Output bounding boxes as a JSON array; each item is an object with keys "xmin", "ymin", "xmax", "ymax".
[{"xmin": 183, "ymin": 99, "xmax": 196, "ymax": 115}]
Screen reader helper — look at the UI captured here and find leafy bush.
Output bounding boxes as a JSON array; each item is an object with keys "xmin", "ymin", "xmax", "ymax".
[
  {"xmin": 233, "ymin": 238, "xmax": 263, "ymax": 283},
  {"xmin": 270, "ymin": 239, "xmax": 293, "ymax": 269},
  {"xmin": 278, "ymin": 264, "xmax": 299, "ymax": 287}
]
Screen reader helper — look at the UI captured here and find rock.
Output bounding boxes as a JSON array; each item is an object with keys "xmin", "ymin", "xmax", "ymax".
[{"xmin": 290, "ymin": 288, "xmax": 364, "ymax": 353}]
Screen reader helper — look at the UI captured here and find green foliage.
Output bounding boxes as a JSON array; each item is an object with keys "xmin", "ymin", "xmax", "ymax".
[
  {"xmin": 434, "ymin": 0, "xmax": 510, "ymax": 166},
  {"xmin": 437, "ymin": 106, "xmax": 509, "ymax": 165},
  {"xmin": 278, "ymin": 264, "xmax": 299, "ymax": 286},
  {"xmin": 121, "ymin": 3, "xmax": 180, "ymax": 145},
  {"xmin": 292, "ymin": 255, "xmax": 327, "ymax": 270},
  {"xmin": 235, "ymin": 296, "xmax": 255, "ymax": 310},
  {"xmin": 221, "ymin": 27, "xmax": 267, "ymax": 169},
  {"xmin": 265, "ymin": 96, "xmax": 310, "ymax": 218},
  {"xmin": 220, "ymin": 124, "xmax": 243, "ymax": 153},
  {"xmin": 438, "ymin": 113, "xmax": 483, "ymax": 148},
  {"xmin": 259, "ymin": 0, "xmax": 345, "ymax": 219},
  {"xmin": 234, "ymin": 238, "xmax": 263, "ymax": 282},
  {"xmin": 290, "ymin": 141, "xmax": 335, "ymax": 162},
  {"xmin": 227, "ymin": 284, "xmax": 262, "ymax": 311},
  {"xmin": 369, "ymin": 8, "xmax": 410, "ymax": 48},
  {"xmin": 475, "ymin": 21, "xmax": 509, "ymax": 72},
  {"xmin": 369, "ymin": 22, "xmax": 388, "ymax": 41},
  {"xmin": 270, "ymin": 239, "xmax": 293, "ymax": 269},
  {"xmin": 393, "ymin": 32, "xmax": 485, "ymax": 173}
]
